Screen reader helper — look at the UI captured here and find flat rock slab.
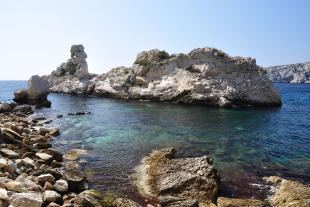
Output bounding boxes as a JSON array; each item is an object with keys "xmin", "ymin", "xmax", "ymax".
[
  {"xmin": 0, "ymin": 148, "xmax": 19, "ymax": 159},
  {"xmin": 9, "ymin": 192, "xmax": 43, "ymax": 207},
  {"xmin": 135, "ymin": 148, "xmax": 219, "ymax": 204},
  {"xmin": 217, "ymin": 197, "xmax": 265, "ymax": 207}
]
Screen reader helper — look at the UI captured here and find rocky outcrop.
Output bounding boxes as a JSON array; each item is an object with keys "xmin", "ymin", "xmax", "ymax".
[
  {"xmin": 134, "ymin": 148, "xmax": 219, "ymax": 206},
  {"xmin": 45, "ymin": 46, "xmax": 281, "ymax": 107},
  {"xmin": 264, "ymin": 176, "xmax": 310, "ymax": 207},
  {"xmin": 14, "ymin": 75, "xmax": 51, "ymax": 107},
  {"xmin": 265, "ymin": 62, "xmax": 310, "ymax": 83},
  {"xmin": 43, "ymin": 44, "xmax": 93, "ymax": 88}
]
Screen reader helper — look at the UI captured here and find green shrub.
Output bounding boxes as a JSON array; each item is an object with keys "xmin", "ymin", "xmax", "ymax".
[
  {"xmin": 134, "ymin": 59, "xmax": 151, "ymax": 66},
  {"xmin": 217, "ymin": 50, "xmax": 226, "ymax": 57},
  {"xmin": 157, "ymin": 50, "xmax": 170, "ymax": 60}
]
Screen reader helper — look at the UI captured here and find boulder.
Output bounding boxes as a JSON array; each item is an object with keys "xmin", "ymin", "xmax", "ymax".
[
  {"xmin": 0, "ymin": 148, "xmax": 19, "ymax": 159},
  {"xmin": 37, "ymin": 174, "xmax": 55, "ymax": 184},
  {"xmin": 0, "ymin": 188, "xmax": 9, "ymax": 201},
  {"xmin": 14, "ymin": 75, "xmax": 51, "ymax": 107},
  {"xmin": 36, "ymin": 152, "xmax": 53, "ymax": 162},
  {"xmin": 13, "ymin": 104, "xmax": 34, "ymax": 114},
  {"xmin": 0, "ymin": 103, "xmax": 12, "ymax": 113},
  {"xmin": 42, "ymin": 190, "xmax": 62, "ymax": 204},
  {"xmin": 4, "ymin": 181, "xmax": 27, "ymax": 192},
  {"xmin": 264, "ymin": 176, "xmax": 310, "ymax": 207},
  {"xmin": 135, "ymin": 148, "xmax": 219, "ymax": 204},
  {"xmin": 63, "ymin": 170, "xmax": 86, "ymax": 192},
  {"xmin": 13, "ymin": 89, "xmax": 28, "ymax": 104},
  {"xmin": 74, "ymin": 192, "xmax": 102, "ymax": 207},
  {"xmin": 9, "ymin": 192, "xmax": 43, "ymax": 207},
  {"xmin": 54, "ymin": 180, "xmax": 68, "ymax": 193}
]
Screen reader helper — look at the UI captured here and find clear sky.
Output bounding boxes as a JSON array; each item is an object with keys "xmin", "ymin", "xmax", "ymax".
[{"xmin": 1, "ymin": 0, "xmax": 309, "ymax": 80}]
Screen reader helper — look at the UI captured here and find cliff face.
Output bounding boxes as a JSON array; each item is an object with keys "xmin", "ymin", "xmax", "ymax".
[
  {"xmin": 44, "ymin": 46, "xmax": 282, "ymax": 107},
  {"xmin": 265, "ymin": 62, "xmax": 310, "ymax": 83}
]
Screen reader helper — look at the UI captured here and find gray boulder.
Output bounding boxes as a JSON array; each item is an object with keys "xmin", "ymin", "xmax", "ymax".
[
  {"xmin": 135, "ymin": 148, "xmax": 219, "ymax": 204},
  {"xmin": 14, "ymin": 75, "xmax": 51, "ymax": 107},
  {"xmin": 0, "ymin": 103, "xmax": 12, "ymax": 113},
  {"xmin": 9, "ymin": 192, "xmax": 43, "ymax": 207}
]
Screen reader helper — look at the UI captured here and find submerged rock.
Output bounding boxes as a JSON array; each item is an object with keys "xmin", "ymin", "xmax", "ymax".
[
  {"xmin": 112, "ymin": 198, "xmax": 142, "ymax": 207},
  {"xmin": 264, "ymin": 176, "xmax": 310, "ymax": 207},
  {"xmin": 135, "ymin": 148, "xmax": 219, "ymax": 204},
  {"xmin": 216, "ymin": 197, "xmax": 265, "ymax": 207},
  {"xmin": 45, "ymin": 46, "xmax": 281, "ymax": 107}
]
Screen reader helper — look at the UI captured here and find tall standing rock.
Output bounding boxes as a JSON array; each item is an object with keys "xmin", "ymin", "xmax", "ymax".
[{"xmin": 70, "ymin": 44, "xmax": 89, "ymax": 78}]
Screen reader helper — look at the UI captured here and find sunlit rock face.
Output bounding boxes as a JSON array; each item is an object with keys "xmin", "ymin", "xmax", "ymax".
[
  {"xmin": 265, "ymin": 62, "xmax": 310, "ymax": 83},
  {"xmin": 13, "ymin": 75, "xmax": 51, "ymax": 107},
  {"xmin": 42, "ymin": 44, "xmax": 94, "ymax": 89},
  {"xmin": 45, "ymin": 46, "xmax": 282, "ymax": 107}
]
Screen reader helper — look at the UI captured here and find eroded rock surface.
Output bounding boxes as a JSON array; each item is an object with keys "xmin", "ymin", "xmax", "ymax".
[
  {"xmin": 264, "ymin": 176, "xmax": 310, "ymax": 207},
  {"xmin": 14, "ymin": 75, "xmax": 51, "ymax": 107},
  {"xmin": 45, "ymin": 47, "xmax": 281, "ymax": 107},
  {"xmin": 265, "ymin": 62, "xmax": 310, "ymax": 83},
  {"xmin": 135, "ymin": 148, "xmax": 219, "ymax": 205}
]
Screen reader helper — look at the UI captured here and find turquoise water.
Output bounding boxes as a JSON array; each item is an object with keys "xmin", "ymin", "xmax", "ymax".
[{"xmin": 1, "ymin": 81, "xmax": 309, "ymax": 200}]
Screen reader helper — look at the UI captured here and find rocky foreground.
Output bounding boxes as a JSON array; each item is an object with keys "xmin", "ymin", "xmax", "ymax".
[
  {"xmin": 43, "ymin": 45, "xmax": 281, "ymax": 107},
  {"xmin": 135, "ymin": 148, "xmax": 310, "ymax": 207},
  {"xmin": 0, "ymin": 111, "xmax": 152, "ymax": 207},
  {"xmin": 1, "ymin": 103, "xmax": 309, "ymax": 207},
  {"xmin": 265, "ymin": 62, "xmax": 310, "ymax": 83}
]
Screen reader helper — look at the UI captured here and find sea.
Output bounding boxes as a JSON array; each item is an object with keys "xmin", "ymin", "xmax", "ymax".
[{"xmin": 0, "ymin": 80, "xmax": 309, "ymax": 202}]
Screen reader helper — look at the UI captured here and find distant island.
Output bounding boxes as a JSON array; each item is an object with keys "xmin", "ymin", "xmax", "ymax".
[{"xmin": 265, "ymin": 62, "xmax": 310, "ymax": 83}]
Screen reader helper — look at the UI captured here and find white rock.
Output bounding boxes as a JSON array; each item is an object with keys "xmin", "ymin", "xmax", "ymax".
[
  {"xmin": 27, "ymin": 75, "xmax": 49, "ymax": 100},
  {"xmin": 35, "ymin": 153, "xmax": 53, "ymax": 162},
  {"xmin": 0, "ymin": 188, "xmax": 9, "ymax": 201},
  {"xmin": 42, "ymin": 190, "xmax": 61, "ymax": 203},
  {"xmin": 10, "ymin": 192, "xmax": 43, "ymax": 207},
  {"xmin": 37, "ymin": 174, "xmax": 55, "ymax": 184},
  {"xmin": 54, "ymin": 180, "xmax": 68, "ymax": 192},
  {"xmin": 0, "ymin": 149, "xmax": 18, "ymax": 159},
  {"xmin": 4, "ymin": 181, "xmax": 26, "ymax": 192}
]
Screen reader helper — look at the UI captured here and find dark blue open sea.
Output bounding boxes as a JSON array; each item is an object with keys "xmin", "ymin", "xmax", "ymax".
[{"xmin": 1, "ymin": 80, "xmax": 309, "ymax": 201}]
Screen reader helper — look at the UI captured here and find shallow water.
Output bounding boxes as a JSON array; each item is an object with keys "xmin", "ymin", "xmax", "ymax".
[{"xmin": 1, "ymin": 81, "xmax": 310, "ymax": 201}]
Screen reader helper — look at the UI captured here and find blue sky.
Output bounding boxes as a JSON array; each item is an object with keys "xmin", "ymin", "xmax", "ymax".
[{"xmin": 1, "ymin": 0, "xmax": 309, "ymax": 80}]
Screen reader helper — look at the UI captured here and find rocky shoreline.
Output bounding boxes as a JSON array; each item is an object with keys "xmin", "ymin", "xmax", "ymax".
[{"xmin": 43, "ymin": 45, "xmax": 281, "ymax": 107}]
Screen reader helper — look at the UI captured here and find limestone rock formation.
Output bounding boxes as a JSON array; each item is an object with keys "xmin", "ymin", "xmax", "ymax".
[
  {"xmin": 45, "ymin": 47, "xmax": 281, "ymax": 107},
  {"xmin": 134, "ymin": 148, "xmax": 219, "ymax": 205},
  {"xmin": 13, "ymin": 75, "xmax": 51, "ymax": 107},
  {"xmin": 264, "ymin": 176, "xmax": 310, "ymax": 207},
  {"xmin": 265, "ymin": 62, "xmax": 310, "ymax": 83},
  {"xmin": 55, "ymin": 44, "xmax": 88, "ymax": 77}
]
